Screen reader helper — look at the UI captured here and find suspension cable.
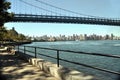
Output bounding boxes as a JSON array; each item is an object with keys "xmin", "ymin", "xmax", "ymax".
[
  {"xmin": 20, "ymin": 0, "xmax": 64, "ymax": 15},
  {"xmin": 18, "ymin": 0, "xmax": 119, "ymax": 19},
  {"xmin": 35, "ymin": 0, "xmax": 106, "ymax": 18}
]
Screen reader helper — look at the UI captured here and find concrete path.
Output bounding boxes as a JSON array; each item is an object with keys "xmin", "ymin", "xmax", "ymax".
[{"xmin": 0, "ymin": 52, "xmax": 58, "ymax": 80}]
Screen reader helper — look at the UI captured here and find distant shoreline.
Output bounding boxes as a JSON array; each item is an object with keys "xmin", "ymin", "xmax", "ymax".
[{"xmin": 32, "ymin": 39, "xmax": 120, "ymax": 42}]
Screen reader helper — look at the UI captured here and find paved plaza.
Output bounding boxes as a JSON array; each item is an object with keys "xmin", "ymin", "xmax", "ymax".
[{"xmin": 0, "ymin": 52, "xmax": 58, "ymax": 80}]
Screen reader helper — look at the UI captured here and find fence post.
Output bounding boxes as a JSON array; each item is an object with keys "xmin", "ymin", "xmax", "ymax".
[
  {"xmin": 35, "ymin": 47, "xmax": 37, "ymax": 58},
  {"xmin": 57, "ymin": 50, "xmax": 60, "ymax": 67},
  {"xmin": 24, "ymin": 46, "xmax": 26, "ymax": 54},
  {"xmin": 18, "ymin": 45, "xmax": 19, "ymax": 52}
]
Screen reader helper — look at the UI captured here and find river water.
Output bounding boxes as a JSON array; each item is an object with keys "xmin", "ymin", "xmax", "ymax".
[{"xmin": 22, "ymin": 40, "xmax": 120, "ymax": 80}]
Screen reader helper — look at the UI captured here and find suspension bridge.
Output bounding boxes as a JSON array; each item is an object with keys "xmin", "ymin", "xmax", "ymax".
[{"xmin": 9, "ymin": 0, "xmax": 120, "ymax": 26}]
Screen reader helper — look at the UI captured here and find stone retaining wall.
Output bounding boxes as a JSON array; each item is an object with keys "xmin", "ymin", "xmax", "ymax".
[{"xmin": 17, "ymin": 52, "xmax": 95, "ymax": 80}]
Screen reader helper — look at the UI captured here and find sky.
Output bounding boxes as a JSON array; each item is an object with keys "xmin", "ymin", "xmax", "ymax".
[{"xmin": 5, "ymin": 0, "xmax": 120, "ymax": 37}]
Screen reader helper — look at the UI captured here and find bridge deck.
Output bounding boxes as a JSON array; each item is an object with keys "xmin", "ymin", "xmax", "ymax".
[
  {"xmin": 9, "ymin": 14, "xmax": 120, "ymax": 26},
  {"xmin": 0, "ymin": 52, "xmax": 58, "ymax": 80}
]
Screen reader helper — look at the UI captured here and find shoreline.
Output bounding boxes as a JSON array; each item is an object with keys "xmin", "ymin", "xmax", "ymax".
[{"xmin": 0, "ymin": 41, "xmax": 32, "ymax": 46}]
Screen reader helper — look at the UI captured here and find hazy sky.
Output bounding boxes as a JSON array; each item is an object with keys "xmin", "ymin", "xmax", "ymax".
[{"xmin": 5, "ymin": 0, "xmax": 120, "ymax": 36}]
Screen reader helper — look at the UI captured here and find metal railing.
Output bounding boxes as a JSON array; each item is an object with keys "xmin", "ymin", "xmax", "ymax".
[{"xmin": 17, "ymin": 45, "xmax": 120, "ymax": 75}]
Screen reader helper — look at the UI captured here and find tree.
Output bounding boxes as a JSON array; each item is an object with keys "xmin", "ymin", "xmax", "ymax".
[
  {"xmin": 7, "ymin": 27, "xmax": 19, "ymax": 41},
  {"xmin": 18, "ymin": 34, "xmax": 26, "ymax": 41},
  {"xmin": 0, "ymin": 26, "xmax": 7, "ymax": 44},
  {"xmin": 0, "ymin": 0, "xmax": 14, "ymax": 26},
  {"xmin": 0, "ymin": 27, "xmax": 28, "ymax": 43}
]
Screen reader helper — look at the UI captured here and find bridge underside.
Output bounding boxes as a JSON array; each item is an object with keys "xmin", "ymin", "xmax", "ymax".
[{"xmin": 9, "ymin": 14, "xmax": 120, "ymax": 26}]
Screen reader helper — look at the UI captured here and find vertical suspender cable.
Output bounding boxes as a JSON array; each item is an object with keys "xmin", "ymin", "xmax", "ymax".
[{"xmin": 18, "ymin": 0, "xmax": 20, "ymax": 14}]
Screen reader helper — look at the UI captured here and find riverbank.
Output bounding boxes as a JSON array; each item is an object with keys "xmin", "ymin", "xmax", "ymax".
[
  {"xmin": 0, "ymin": 41, "xmax": 32, "ymax": 46},
  {"xmin": 22, "ymin": 41, "xmax": 120, "ymax": 80},
  {"xmin": 16, "ymin": 51, "xmax": 95, "ymax": 80}
]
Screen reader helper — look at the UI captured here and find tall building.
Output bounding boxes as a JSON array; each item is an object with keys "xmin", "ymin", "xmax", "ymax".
[{"xmin": 111, "ymin": 33, "xmax": 114, "ymax": 40}]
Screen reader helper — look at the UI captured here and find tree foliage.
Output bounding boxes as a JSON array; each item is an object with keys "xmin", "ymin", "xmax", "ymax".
[
  {"xmin": 0, "ymin": 27, "xmax": 29, "ymax": 42},
  {"xmin": 0, "ymin": 0, "xmax": 14, "ymax": 26},
  {"xmin": 0, "ymin": 26, "xmax": 7, "ymax": 41},
  {"xmin": 0, "ymin": 1, "xmax": 28, "ymax": 43}
]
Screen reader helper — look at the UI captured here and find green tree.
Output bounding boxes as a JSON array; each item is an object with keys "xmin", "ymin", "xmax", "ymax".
[
  {"xmin": 0, "ymin": 26, "xmax": 28, "ymax": 43},
  {"xmin": 0, "ymin": 0, "xmax": 14, "ymax": 26},
  {"xmin": 18, "ymin": 34, "xmax": 26, "ymax": 41},
  {"xmin": 0, "ymin": 26, "xmax": 7, "ymax": 44},
  {"xmin": 7, "ymin": 27, "xmax": 18, "ymax": 41},
  {"xmin": 7, "ymin": 27, "xmax": 27, "ymax": 41}
]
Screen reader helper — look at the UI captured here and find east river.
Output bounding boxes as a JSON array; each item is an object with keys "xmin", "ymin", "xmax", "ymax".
[{"xmin": 21, "ymin": 40, "xmax": 120, "ymax": 80}]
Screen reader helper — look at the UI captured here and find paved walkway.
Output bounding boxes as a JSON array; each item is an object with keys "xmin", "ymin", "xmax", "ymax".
[{"xmin": 0, "ymin": 52, "xmax": 58, "ymax": 80}]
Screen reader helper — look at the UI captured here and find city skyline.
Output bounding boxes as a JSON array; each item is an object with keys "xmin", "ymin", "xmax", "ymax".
[
  {"xmin": 31, "ymin": 33, "xmax": 120, "ymax": 41},
  {"xmin": 5, "ymin": 23, "xmax": 120, "ymax": 37}
]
